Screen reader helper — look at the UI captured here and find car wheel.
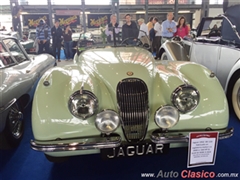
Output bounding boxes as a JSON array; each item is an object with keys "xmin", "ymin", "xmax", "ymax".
[
  {"xmin": 231, "ymin": 77, "xmax": 240, "ymax": 120},
  {"xmin": 0, "ymin": 102, "xmax": 24, "ymax": 148},
  {"xmin": 161, "ymin": 52, "xmax": 168, "ymax": 60},
  {"xmin": 45, "ymin": 154, "xmax": 69, "ymax": 163}
]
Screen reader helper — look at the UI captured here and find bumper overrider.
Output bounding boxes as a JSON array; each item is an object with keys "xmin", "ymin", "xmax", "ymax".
[{"xmin": 30, "ymin": 128, "xmax": 233, "ymax": 152}]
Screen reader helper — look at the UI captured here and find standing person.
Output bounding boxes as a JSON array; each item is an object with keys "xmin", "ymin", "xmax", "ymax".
[
  {"xmin": 147, "ymin": 16, "xmax": 154, "ymax": 32},
  {"xmin": 63, "ymin": 25, "xmax": 73, "ymax": 61},
  {"xmin": 161, "ymin": 12, "xmax": 177, "ymax": 44},
  {"xmin": 51, "ymin": 20, "xmax": 63, "ymax": 62},
  {"xmin": 152, "ymin": 17, "xmax": 162, "ymax": 59},
  {"xmin": 122, "ymin": 14, "xmax": 139, "ymax": 45},
  {"xmin": 147, "ymin": 17, "xmax": 155, "ymax": 52},
  {"xmin": 137, "ymin": 18, "xmax": 148, "ymax": 39},
  {"xmin": 137, "ymin": 18, "xmax": 149, "ymax": 47},
  {"xmin": 0, "ymin": 26, "xmax": 7, "ymax": 31},
  {"xmin": 36, "ymin": 19, "xmax": 51, "ymax": 54},
  {"xmin": 105, "ymin": 14, "xmax": 121, "ymax": 43},
  {"xmin": 174, "ymin": 16, "xmax": 189, "ymax": 38}
]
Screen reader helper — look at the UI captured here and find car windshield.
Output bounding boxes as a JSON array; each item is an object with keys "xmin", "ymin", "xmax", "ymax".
[
  {"xmin": 29, "ymin": 32, "xmax": 36, "ymax": 40},
  {"xmin": 75, "ymin": 26, "xmax": 150, "ymax": 52},
  {"xmin": 2, "ymin": 38, "xmax": 28, "ymax": 63},
  {"xmin": 0, "ymin": 42, "xmax": 16, "ymax": 69},
  {"xmin": 72, "ymin": 32, "xmax": 92, "ymax": 40},
  {"xmin": 201, "ymin": 19, "xmax": 223, "ymax": 36}
]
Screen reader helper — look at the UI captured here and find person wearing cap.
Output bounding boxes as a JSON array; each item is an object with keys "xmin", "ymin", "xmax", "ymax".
[{"xmin": 36, "ymin": 19, "xmax": 51, "ymax": 54}]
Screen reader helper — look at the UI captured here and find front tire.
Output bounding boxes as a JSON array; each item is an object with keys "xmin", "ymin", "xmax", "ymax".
[
  {"xmin": 160, "ymin": 52, "xmax": 168, "ymax": 60},
  {"xmin": 0, "ymin": 102, "xmax": 24, "ymax": 149},
  {"xmin": 231, "ymin": 77, "xmax": 240, "ymax": 120}
]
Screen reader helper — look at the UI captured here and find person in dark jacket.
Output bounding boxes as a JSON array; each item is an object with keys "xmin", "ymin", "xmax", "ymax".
[
  {"xmin": 122, "ymin": 14, "xmax": 139, "ymax": 45},
  {"xmin": 51, "ymin": 20, "xmax": 63, "ymax": 62}
]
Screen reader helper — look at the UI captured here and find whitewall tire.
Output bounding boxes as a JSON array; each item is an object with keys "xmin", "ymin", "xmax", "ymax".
[
  {"xmin": 160, "ymin": 52, "xmax": 168, "ymax": 60},
  {"xmin": 232, "ymin": 77, "xmax": 240, "ymax": 120}
]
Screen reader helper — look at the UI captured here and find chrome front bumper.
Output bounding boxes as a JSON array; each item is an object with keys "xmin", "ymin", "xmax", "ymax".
[
  {"xmin": 150, "ymin": 127, "xmax": 234, "ymax": 144},
  {"xmin": 30, "ymin": 127, "xmax": 234, "ymax": 152}
]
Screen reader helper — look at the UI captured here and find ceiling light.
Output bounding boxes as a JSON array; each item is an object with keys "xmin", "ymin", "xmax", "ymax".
[
  {"xmin": 178, "ymin": 10, "xmax": 191, "ymax": 13},
  {"xmin": 136, "ymin": 11, "xmax": 145, "ymax": 14},
  {"xmin": 21, "ymin": 11, "xmax": 29, "ymax": 14}
]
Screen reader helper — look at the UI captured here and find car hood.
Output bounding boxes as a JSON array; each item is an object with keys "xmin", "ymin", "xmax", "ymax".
[
  {"xmin": 80, "ymin": 47, "xmax": 154, "ymax": 88},
  {"xmin": 76, "ymin": 47, "xmax": 194, "ymax": 90}
]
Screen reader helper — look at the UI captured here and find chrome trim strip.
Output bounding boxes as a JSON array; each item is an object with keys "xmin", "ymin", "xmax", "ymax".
[
  {"xmin": 150, "ymin": 128, "xmax": 234, "ymax": 144},
  {"xmin": 30, "ymin": 135, "xmax": 121, "ymax": 152},
  {"xmin": 0, "ymin": 98, "xmax": 17, "ymax": 114}
]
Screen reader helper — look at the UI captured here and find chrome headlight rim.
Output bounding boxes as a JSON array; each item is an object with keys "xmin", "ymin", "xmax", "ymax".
[
  {"xmin": 68, "ymin": 90, "xmax": 98, "ymax": 119},
  {"xmin": 154, "ymin": 105, "xmax": 180, "ymax": 129},
  {"xmin": 95, "ymin": 109, "xmax": 121, "ymax": 134},
  {"xmin": 171, "ymin": 84, "xmax": 200, "ymax": 114}
]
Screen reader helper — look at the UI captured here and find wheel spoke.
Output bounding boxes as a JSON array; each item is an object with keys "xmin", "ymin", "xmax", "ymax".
[{"xmin": 8, "ymin": 104, "xmax": 23, "ymax": 138}]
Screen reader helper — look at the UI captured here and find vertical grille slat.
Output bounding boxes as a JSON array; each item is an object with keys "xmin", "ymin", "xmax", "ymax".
[{"xmin": 117, "ymin": 78, "xmax": 149, "ymax": 142}]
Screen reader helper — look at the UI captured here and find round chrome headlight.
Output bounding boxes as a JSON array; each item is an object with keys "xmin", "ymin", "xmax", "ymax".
[
  {"xmin": 171, "ymin": 85, "xmax": 200, "ymax": 113},
  {"xmin": 68, "ymin": 90, "xmax": 98, "ymax": 119},
  {"xmin": 95, "ymin": 110, "xmax": 120, "ymax": 134},
  {"xmin": 155, "ymin": 106, "xmax": 179, "ymax": 129}
]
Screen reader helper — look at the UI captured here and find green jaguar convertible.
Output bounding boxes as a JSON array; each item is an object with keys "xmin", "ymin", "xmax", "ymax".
[{"xmin": 30, "ymin": 29, "xmax": 233, "ymax": 162}]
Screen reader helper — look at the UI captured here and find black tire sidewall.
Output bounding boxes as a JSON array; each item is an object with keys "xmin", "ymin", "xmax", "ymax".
[{"xmin": 3, "ymin": 102, "xmax": 24, "ymax": 148}]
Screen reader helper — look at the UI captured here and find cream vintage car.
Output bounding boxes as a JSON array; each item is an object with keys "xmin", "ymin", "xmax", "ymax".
[
  {"xmin": 0, "ymin": 35, "xmax": 55, "ymax": 149},
  {"xmin": 30, "ymin": 29, "xmax": 233, "ymax": 162},
  {"xmin": 159, "ymin": 3, "xmax": 240, "ymax": 120}
]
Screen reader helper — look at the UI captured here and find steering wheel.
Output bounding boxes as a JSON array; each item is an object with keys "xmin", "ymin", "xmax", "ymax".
[
  {"xmin": 171, "ymin": 36, "xmax": 182, "ymax": 42},
  {"xmin": 121, "ymin": 37, "xmax": 151, "ymax": 51},
  {"xmin": 208, "ymin": 29, "xmax": 221, "ymax": 37},
  {"xmin": 121, "ymin": 37, "xmax": 141, "ymax": 45}
]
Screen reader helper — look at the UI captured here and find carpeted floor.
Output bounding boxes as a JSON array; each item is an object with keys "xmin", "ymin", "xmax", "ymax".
[{"xmin": 0, "ymin": 103, "xmax": 239, "ymax": 180}]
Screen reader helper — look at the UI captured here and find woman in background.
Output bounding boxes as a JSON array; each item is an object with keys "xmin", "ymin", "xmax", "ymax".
[
  {"xmin": 63, "ymin": 25, "xmax": 73, "ymax": 60},
  {"xmin": 174, "ymin": 16, "xmax": 189, "ymax": 38}
]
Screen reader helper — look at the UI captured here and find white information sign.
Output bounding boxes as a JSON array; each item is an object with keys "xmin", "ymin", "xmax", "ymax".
[{"xmin": 187, "ymin": 132, "xmax": 219, "ymax": 168}]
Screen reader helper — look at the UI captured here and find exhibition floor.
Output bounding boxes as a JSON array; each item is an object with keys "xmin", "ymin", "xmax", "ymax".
[{"xmin": 0, "ymin": 102, "xmax": 240, "ymax": 180}]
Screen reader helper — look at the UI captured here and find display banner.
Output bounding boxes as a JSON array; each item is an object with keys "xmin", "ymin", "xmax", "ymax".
[
  {"xmin": 187, "ymin": 132, "xmax": 219, "ymax": 168},
  {"xmin": 87, "ymin": 14, "xmax": 111, "ymax": 28},
  {"xmin": 23, "ymin": 15, "xmax": 49, "ymax": 29},
  {"xmin": 55, "ymin": 15, "xmax": 80, "ymax": 27}
]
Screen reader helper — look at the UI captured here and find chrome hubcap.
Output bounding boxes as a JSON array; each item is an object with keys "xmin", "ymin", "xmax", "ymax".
[{"xmin": 9, "ymin": 104, "xmax": 23, "ymax": 139}]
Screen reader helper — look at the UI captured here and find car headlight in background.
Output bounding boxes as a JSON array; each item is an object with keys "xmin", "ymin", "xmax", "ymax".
[
  {"xmin": 95, "ymin": 110, "xmax": 120, "ymax": 134},
  {"xmin": 171, "ymin": 85, "xmax": 200, "ymax": 113},
  {"xmin": 68, "ymin": 90, "xmax": 98, "ymax": 119},
  {"xmin": 155, "ymin": 106, "xmax": 179, "ymax": 129}
]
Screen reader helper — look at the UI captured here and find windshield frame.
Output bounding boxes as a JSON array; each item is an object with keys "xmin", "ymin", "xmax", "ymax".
[{"xmin": 0, "ymin": 37, "xmax": 30, "ymax": 68}]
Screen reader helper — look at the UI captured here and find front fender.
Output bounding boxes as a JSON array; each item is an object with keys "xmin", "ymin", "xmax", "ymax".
[
  {"xmin": 159, "ymin": 41, "xmax": 189, "ymax": 61},
  {"xmin": 224, "ymin": 58, "xmax": 240, "ymax": 92},
  {"xmin": 32, "ymin": 65, "xmax": 116, "ymax": 141}
]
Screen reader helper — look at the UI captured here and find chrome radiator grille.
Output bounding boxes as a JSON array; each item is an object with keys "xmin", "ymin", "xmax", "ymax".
[{"xmin": 117, "ymin": 78, "xmax": 149, "ymax": 142}]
